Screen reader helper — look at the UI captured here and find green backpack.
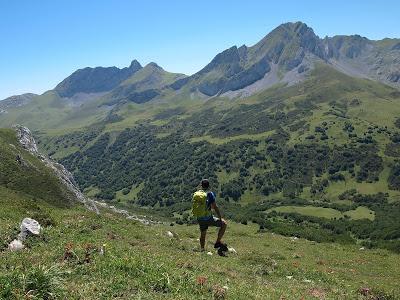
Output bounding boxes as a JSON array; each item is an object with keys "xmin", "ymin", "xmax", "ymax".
[{"xmin": 192, "ymin": 190, "xmax": 211, "ymax": 218}]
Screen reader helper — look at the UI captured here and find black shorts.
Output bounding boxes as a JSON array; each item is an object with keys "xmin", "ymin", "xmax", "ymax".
[{"xmin": 198, "ymin": 217, "xmax": 223, "ymax": 231}]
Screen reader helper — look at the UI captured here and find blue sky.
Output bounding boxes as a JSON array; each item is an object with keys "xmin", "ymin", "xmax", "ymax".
[{"xmin": 0, "ymin": 0, "xmax": 399, "ymax": 99}]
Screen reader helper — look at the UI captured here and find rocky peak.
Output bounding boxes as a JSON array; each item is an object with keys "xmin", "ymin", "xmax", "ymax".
[
  {"xmin": 277, "ymin": 21, "xmax": 309, "ymax": 34},
  {"xmin": 250, "ymin": 21, "xmax": 324, "ymax": 70},
  {"xmin": 213, "ymin": 46, "xmax": 241, "ymax": 64},
  {"xmin": 293, "ymin": 23, "xmax": 324, "ymax": 57},
  {"xmin": 324, "ymin": 35, "xmax": 371, "ymax": 59},
  {"xmin": 255, "ymin": 21, "xmax": 315, "ymax": 46},
  {"xmin": 146, "ymin": 62, "xmax": 163, "ymax": 70},
  {"xmin": 141, "ymin": 62, "xmax": 166, "ymax": 75},
  {"xmin": 198, "ymin": 46, "xmax": 242, "ymax": 76},
  {"xmin": 238, "ymin": 45, "xmax": 248, "ymax": 60},
  {"xmin": 55, "ymin": 60, "xmax": 143, "ymax": 98},
  {"xmin": 129, "ymin": 59, "xmax": 142, "ymax": 71}
]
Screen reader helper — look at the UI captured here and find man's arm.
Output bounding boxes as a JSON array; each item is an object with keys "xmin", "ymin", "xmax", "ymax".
[{"xmin": 211, "ymin": 202, "xmax": 222, "ymax": 219}]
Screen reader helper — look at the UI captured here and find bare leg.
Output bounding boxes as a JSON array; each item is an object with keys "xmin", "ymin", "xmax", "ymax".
[
  {"xmin": 200, "ymin": 230, "xmax": 207, "ymax": 250},
  {"xmin": 216, "ymin": 219, "xmax": 227, "ymax": 243}
]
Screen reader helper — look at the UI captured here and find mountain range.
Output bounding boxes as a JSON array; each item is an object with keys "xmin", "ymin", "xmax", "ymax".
[
  {"xmin": 1, "ymin": 21, "xmax": 400, "ymax": 252},
  {"xmin": 2, "ymin": 20, "xmax": 400, "ymax": 299},
  {"xmin": 1, "ymin": 22, "xmax": 400, "ymax": 118}
]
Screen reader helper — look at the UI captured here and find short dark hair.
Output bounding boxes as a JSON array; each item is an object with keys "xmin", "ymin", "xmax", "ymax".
[{"xmin": 201, "ymin": 179, "xmax": 210, "ymax": 189}]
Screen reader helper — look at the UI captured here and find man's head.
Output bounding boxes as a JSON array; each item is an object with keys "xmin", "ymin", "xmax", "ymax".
[{"xmin": 201, "ymin": 179, "xmax": 210, "ymax": 190}]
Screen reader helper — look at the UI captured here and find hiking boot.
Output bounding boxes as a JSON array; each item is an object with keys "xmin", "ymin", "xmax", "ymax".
[
  {"xmin": 214, "ymin": 241, "xmax": 228, "ymax": 252},
  {"xmin": 217, "ymin": 248, "xmax": 227, "ymax": 257}
]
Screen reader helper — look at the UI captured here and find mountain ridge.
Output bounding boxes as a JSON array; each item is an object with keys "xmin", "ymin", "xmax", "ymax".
[
  {"xmin": 0, "ymin": 93, "xmax": 38, "ymax": 114},
  {"xmin": 54, "ymin": 59, "xmax": 143, "ymax": 97},
  {"xmin": 104, "ymin": 62, "xmax": 187, "ymax": 105},
  {"xmin": 2, "ymin": 21, "xmax": 400, "ymax": 107},
  {"xmin": 170, "ymin": 21, "xmax": 400, "ymax": 98}
]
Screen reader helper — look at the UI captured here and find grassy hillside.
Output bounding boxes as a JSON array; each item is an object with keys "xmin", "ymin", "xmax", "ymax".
[
  {"xmin": 1, "ymin": 193, "xmax": 399, "ymax": 299},
  {"xmin": 0, "ymin": 128, "xmax": 74, "ymax": 207},
  {"xmin": 0, "ymin": 91, "xmax": 110, "ymax": 131},
  {"xmin": 0, "ymin": 119, "xmax": 399, "ymax": 299}
]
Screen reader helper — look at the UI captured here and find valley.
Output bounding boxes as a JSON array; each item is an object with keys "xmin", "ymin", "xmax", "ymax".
[{"xmin": 1, "ymin": 20, "xmax": 400, "ymax": 299}]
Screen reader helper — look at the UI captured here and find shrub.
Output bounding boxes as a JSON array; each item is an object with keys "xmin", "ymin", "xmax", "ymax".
[
  {"xmin": 24, "ymin": 265, "xmax": 65, "ymax": 299},
  {"xmin": 0, "ymin": 272, "xmax": 22, "ymax": 299},
  {"xmin": 0, "ymin": 265, "xmax": 65, "ymax": 300}
]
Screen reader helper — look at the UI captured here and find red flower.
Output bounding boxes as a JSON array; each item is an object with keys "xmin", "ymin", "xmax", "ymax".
[{"xmin": 196, "ymin": 276, "xmax": 207, "ymax": 286}]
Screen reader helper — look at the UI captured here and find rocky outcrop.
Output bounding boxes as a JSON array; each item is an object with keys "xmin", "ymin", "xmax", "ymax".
[
  {"xmin": 187, "ymin": 45, "xmax": 273, "ymax": 96},
  {"xmin": 8, "ymin": 218, "xmax": 41, "ymax": 251},
  {"xmin": 126, "ymin": 89, "xmax": 160, "ymax": 104},
  {"xmin": 15, "ymin": 125, "xmax": 39, "ymax": 154},
  {"xmin": 388, "ymin": 72, "xmax": 400, "ymax": 83},
  {"xmin": 222, "ymin": 57, "xmax": 271, "ymax": 93},
  {"xmin": 392, "ymin": 42, "xmax": 400, "ymax": 50},
  {"xmin": 12, "ymin": 124, "xmax": 99, "ymax": 213}
]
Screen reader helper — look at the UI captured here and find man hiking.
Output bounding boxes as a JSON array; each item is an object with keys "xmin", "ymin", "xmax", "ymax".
[{"xmin": 192, "ymin": 179, "xmax": 228, "ymax": 254}]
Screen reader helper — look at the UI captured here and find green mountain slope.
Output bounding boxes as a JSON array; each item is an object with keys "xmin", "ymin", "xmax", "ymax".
[
  {"xmin": 34, "ymin": 64, "xmax": 399, "ymax": 252},
  {"xmin": 58, "ymin": 65, "xmax": 400, "ymax": 200},
  {"xmin": 0, "ymin": 128, "xmax": 75, "ymax": 207},
  {"xmin": 2, "ymin": 20, "xmax": 400, "ymax": 299},
  {"xmin": 0, "ymin": 168, "xmax": 399, "ymax": 299},
  {"xmin": 0, "ymin": 91, "xmax": 111, "ymax": 131},
  {"xmin": 0, "ymin": 123, "xmax": 399, "ymax": 300}
]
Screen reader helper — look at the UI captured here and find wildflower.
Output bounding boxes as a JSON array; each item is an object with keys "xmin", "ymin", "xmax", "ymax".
[{"xmin": 196, "ymin": 276, "xmax": 207, "ymax": 286}]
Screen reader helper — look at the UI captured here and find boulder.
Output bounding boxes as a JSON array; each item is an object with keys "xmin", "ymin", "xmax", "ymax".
[
  {"xmin": 19, "ymin": 218, "xmax": 41, "ymax": 240},
  {"xmin": 8, "ymin": 239, "xmax": 24, "ymax": 251}
]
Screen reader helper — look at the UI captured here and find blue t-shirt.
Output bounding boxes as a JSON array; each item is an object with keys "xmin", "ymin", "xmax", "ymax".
[{"xmin": 206, "ymin": 191, "xmax": 216, "ymax": 209}]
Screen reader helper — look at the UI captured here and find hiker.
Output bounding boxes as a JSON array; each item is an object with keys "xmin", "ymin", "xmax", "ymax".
[{"xmin": 192, "ymin": 179, "xmax": 228, "ymax": 253}]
